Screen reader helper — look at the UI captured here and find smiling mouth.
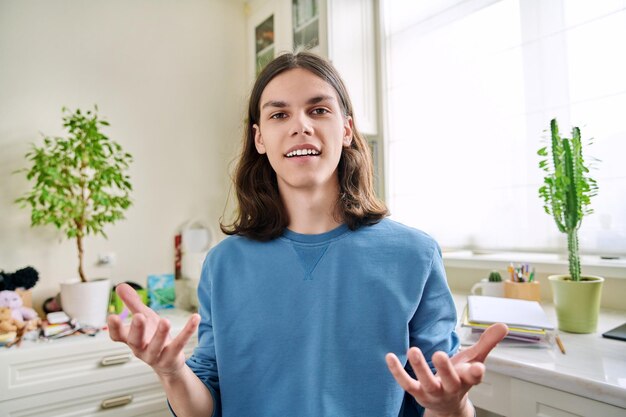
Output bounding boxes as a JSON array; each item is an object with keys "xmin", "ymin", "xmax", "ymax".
[{"xmin": 284, "ymin": 149, "xmax": 321, "ymax": 158}]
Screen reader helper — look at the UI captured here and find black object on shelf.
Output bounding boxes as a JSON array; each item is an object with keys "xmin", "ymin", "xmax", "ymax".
[{"xmin": 602, "ymin": 322, "xmax": 626, "ymax": 342}]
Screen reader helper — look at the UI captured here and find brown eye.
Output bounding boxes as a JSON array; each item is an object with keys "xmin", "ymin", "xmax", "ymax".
[
  {"xmin": 311, "ymin": 108, "xmax": 329, "ymax": 115},
  {"xmin": 270, "ymin": 112, "xmax": 287, "ymax": 119}
]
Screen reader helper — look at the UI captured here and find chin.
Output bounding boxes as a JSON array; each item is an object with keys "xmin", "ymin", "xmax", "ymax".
[{"xmin": 279, "ymin": 175, "xmax": 335, "ymax": 191}]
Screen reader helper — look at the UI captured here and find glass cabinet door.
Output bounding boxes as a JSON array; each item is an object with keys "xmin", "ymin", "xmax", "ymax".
[
  {"xmin": 292, "ymin": 0, "xmax": 319, "ymax": 50},
  {"xmin": 255, "ymin": 14, "xmax": 275, "ymax": 75}
]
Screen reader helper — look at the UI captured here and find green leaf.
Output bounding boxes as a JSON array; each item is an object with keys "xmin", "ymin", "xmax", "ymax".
[
  {"xmin": 14, "ymin": 105, "xmax": 134, "ymax": 248},
  {"xmin": 537, "ymin": 118, "xmax": 598, "ymax": 276}
]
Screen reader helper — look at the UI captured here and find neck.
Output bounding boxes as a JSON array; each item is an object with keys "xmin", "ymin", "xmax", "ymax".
[{"xmin": 279, "ymin": 182, "xmax": 343, "ymax": 235}]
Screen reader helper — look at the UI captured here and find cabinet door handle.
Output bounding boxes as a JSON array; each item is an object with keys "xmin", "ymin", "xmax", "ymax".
[
  {"xmin": 101, "ymin": 394, "xmax": 133, "ymax": 409},
  {"xmin": 100, "ymin": 353, "xmax": 132, "ymax": 366}
]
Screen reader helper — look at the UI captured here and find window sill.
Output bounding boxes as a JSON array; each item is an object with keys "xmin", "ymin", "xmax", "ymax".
[{"xmin": 442, "ymin": 250, "xmax": 626, "ymax": 279}]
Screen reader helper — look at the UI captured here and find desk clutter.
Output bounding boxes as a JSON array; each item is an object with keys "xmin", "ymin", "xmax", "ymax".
[
  {"xmin": 460, "ymin": 295, "xmax": 565, "ymax": 354},
  {"xmin": 0, "ymin": 267, "xmax": 41, "ymax": 347},
  {"xmin": 0, "ymin": 273, "xmax": 190, "ymax": 348},
  {"xmin": 472, "ymin": 263, "xmax": 542, "ymax": 302},
  {"xmin": 504, "ymin": 263, "xmax": 541, "ymax": 301}
]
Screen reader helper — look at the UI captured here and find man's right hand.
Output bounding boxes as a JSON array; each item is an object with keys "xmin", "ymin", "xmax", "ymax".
[{"xmin": 107, "ymin": 283, "xmax": 200, "ymax": 379}]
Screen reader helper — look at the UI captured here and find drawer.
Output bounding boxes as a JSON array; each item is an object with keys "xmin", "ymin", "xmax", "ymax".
[
  {"xmin": 0, "ymin": 374, "xmax": 172, "ymax": 417},
  {"xmin": 510, "ymin": 379, "xmax": 626, "ymax": 417},
  {"xmin": 0, "ymin": 334, "xmax": 197, "ymax": 402},
  {"xmin": 468, "ymin": 370, "xmax": 511, "ymax": 417}
]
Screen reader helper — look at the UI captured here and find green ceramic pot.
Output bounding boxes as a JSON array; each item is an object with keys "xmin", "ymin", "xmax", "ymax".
[{"xmin": 548, "ymin": 274, "xmax": 604, "ymax": 334}]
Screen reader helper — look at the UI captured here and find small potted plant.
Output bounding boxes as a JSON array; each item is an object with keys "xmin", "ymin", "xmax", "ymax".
[
  {"xmin": 16, "ymin": 106, "xmax": 133, "ymax": 327},
  {"xmin": 538, "ymin": 118, "xmax": 601, "ymax": 333},
  {"xmin": 488, "ymin": 271, "xmax": 502, "ymax": 283},
  {"xmin": 470, "ymin": 271, "xmax": 504, "ymax": 297}
]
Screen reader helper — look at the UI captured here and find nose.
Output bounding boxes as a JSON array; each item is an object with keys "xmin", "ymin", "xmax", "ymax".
[{"xmin": 289, "ymin": 112, "xmax": 312, "ymax": 136}]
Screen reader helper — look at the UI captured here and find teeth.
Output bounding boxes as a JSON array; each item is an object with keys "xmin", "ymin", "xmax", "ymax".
[{"xmin": 286, "ymin": 149, "xmax": 320, "ymax": 157}]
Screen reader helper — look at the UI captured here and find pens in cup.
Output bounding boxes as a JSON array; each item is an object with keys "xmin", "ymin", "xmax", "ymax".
[{"xmin": 507, "ymin": 263, "xmax": 535, "ymax": 282}]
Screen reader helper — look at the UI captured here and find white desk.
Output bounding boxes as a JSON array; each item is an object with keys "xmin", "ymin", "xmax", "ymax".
[
  {"xmin": 452, "ymin": 293, "xmax": 626, "ymax": 416},
  {"xmin": 0, "ymin": 309, "xmax": 196, "ymax": 417}
]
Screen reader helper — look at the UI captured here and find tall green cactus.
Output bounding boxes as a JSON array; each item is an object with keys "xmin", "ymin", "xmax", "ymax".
[{"xmin": 538, "ymin": 119, "xmax": 598, "ymax": 281}]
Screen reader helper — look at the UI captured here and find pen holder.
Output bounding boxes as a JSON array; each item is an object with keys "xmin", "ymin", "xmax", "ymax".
[{"xmin": 504, "ymin": 281, "xmax": 541, "ymax": 302}]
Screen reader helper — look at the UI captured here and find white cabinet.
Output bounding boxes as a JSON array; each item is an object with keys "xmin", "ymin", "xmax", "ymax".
[
  {"xmin": 245, "ymin": 0, "xmax": 378, "ymax": 135},
  {"xmin": 509, "ymin": 379, "xmax": 626, "ymax": 417},
  {"xmin": 246, "ymin": 0, "xmax": 293, "ymax": 80},
  {"xmin": 0, "ymin": 310, "xmax": 196, "ymax": 417},
  {"xmin": 468, "ymin": 370, "xmax": 511, "ymax": 417},
  {"xmin": 470, "ymin": 371, "xmax": 626, "ymax": 417},
  {"xmin": 451, "ymin": 293, "xmax": 626, "ymax": 417}
]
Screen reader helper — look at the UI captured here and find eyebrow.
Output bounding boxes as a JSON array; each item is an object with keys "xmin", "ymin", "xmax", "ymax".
[{"xmin": 261, "ymin": 95, "xmax": 335, "ymax": 110}]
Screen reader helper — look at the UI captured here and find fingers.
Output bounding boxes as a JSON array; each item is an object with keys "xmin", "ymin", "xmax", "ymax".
[
  {"xmin": 456, "ymin": 362, "xmax": 485, "ymax": 386},
  {"xmin": 385, "ymin": 352, "xmax": 420, "ymax": 395},
  {"xmin": 452, "ymin": 322, "xmax": 508, "ymax": 364},
  {"xmin": 386, "ymin": 347, "xmax": 443, "ymax": 400},
  {"xmin": 107, "ymin": 313, "xmax": 128, "ymax": 342},
  {"xmin": 144, "ymin": 318, "xmax": 172, "ymax": 362},
  {"xmin": 407, "ymin": 347, "xmax": 440, "ymax": 393},
  {"xmin": 432, "ymin": 351, "xmax": 462, "ymax": 392},
  {"xmin": 116, "ymin": 283, "xmax": 154, "ymax": 317},
  {"xmin": 165, "ymin": 314, "xmax": 200, "ymax": 356},
  {"xmin": 127, "ymin": 313, "xmax": 150, "ymax": 350}
]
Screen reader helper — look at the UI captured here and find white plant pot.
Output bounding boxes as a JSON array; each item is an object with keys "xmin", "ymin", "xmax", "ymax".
[{"xmin": 60, "ymin": 278, "xmax": 111, "ymax": 327}]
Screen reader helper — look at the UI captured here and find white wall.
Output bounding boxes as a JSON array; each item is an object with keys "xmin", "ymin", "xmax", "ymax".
[{"xmin": 0, "ymin": 0, "xmax": 248, "ymax": 310}]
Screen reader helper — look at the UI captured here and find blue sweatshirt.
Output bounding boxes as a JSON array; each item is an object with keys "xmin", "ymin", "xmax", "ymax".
[{"xmin": 179, "ymin": 218, "xmax": 459, "ymax": 417}]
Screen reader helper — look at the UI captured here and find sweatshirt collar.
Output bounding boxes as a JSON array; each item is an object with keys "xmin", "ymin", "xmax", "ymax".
[{"xmin": 281, "ymin": 223, "xmax": 350, "ymax": 244}]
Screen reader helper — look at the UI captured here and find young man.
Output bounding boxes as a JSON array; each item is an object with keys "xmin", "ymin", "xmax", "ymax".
[{"xmin": 108, "ymin": 52, "xmax": 507, "ymax": 417}]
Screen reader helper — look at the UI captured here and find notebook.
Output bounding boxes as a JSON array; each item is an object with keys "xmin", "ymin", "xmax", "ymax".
[{"xmin": 467, "ymin": 295, "xmax": 555, "ymax": 330}]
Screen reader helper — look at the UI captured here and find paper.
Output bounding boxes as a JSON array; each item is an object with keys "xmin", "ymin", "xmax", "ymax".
[
  {"xmin": 467, "ymin": 295, "xmax": 554, "ymax": 330},
  {"xmin": 461, "ymin": 306, "xmax": 546, "ymax": 336}
]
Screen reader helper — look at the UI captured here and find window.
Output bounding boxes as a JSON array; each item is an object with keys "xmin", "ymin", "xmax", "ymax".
[{"xmin": 383, "ymin": 0, "xmax": 626, "ymax": 256}]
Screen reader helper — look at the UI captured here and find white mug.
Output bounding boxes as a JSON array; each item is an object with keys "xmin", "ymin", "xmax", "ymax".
[{"xmin": 471, "ymin": 279, "xmax": 504, "ymax": 297}]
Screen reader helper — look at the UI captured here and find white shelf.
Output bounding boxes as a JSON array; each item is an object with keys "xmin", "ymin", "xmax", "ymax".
[{"xmin": 443, "ymin": 250, "xmax": 626, "ymax": 279}]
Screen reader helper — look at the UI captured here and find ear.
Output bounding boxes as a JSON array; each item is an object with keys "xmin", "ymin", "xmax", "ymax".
[
  {"xmin": 253, "ymin": 124, "xmax": 266, "ymax": 154},
  {"xmin": 343, "ymin": 116, "xmax": 353, "ymax": 147}
]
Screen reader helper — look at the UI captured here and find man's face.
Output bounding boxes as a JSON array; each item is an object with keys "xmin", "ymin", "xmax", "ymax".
[{"xmin": 253, "ymin": 68, "xmax": 353, "ymax": 195}]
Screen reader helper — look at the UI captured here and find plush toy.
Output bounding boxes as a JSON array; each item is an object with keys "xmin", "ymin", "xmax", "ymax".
[
  {"xmin": 0, "ymin": 266, "xmax": 39, "ymax": 291},
  {"xmin": 0, "ymin": 290, "xmax": 38, "ymax": 322},
  {"xmin": 0, "ymin": 306, "xmax": 23, "ymax": 333}
]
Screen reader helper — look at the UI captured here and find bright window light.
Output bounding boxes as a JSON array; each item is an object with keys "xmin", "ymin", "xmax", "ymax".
[{"xmin": 383, "ymin": 0, "xmax": 626, "ymax": 256}]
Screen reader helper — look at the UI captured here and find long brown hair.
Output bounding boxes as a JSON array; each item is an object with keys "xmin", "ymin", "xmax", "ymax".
[{"xmin": 221, "ymin": 51, "xmax": 388, "ymax": 241}]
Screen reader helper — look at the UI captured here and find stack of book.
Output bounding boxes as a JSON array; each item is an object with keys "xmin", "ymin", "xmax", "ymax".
[
  {"xmin": 41, "ymin": 311, "xmax": 80, "ymax": 339},
  {"xmin": 460, "ymin": 295, "xmax": 557, "ymax": 349}
]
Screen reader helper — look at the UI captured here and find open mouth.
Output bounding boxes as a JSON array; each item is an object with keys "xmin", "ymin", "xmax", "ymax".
[{"xmin": 284, "ymin": 148, "xmax": 321, "ymax": 158}]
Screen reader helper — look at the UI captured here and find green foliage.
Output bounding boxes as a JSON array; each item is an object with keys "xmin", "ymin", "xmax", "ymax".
[
  {"xmin": 488, "ymin": 271, "xmax": 502, "ymax": 282},
  {"xmin": 537, "ymin": 119, "xmax": 598, "ymax": 281},
  {"xmin": 15, "ymin": 106, "xmax": 133, "ymax": 282}
]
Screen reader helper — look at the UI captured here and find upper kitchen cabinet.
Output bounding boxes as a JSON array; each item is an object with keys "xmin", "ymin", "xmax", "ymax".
[
  {"xmin": 246, "ymin": 0, "xmax": 289, "ymax": 79},
  {"xmin": 245, "ymin": 0, "xmax": 378, "ymax": 135}
]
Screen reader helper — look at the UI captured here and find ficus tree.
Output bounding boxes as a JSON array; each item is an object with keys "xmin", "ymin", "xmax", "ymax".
[{"xmin": 16, "ymin": 107, "xmax": 133, "ymax": 282}]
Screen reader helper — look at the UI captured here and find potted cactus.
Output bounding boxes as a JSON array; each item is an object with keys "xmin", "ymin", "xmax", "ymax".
[
  {"xmin": 470, "ymin": 271, "xmax": 504, "ymax": 297},
  {"xmin": 538, "ymin": 118, "xmax": 602, "ymax": 333},
  {"xmin": 488, "ymin": 271, "xmax": 502, "ymax": 282},
  {"xmin": 15, "ymin": 106, "xmax": 133, "ymax": 327}
]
